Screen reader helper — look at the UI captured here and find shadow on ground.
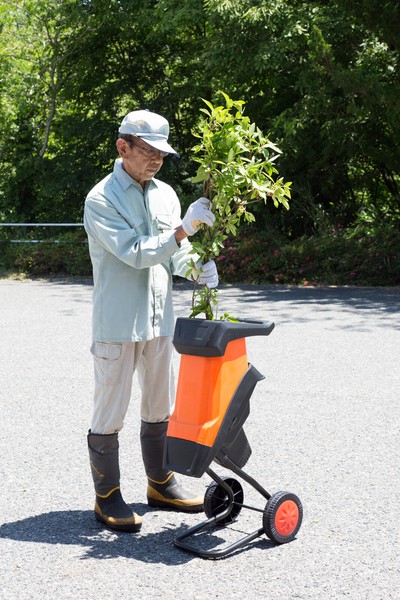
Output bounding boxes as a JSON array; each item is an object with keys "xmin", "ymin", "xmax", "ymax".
[
  {"xmin": 0, "ymin": 507, "xmax": 274, "ymax": 563},
  {"xmin": 212, "ymin": 284, "xmax": 400, "ymax": 330}
]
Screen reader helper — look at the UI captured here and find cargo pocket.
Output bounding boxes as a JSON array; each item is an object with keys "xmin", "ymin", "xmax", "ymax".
[{"xmin": 91, "ymin": 342, "xmax": 122, "ymax": 386}]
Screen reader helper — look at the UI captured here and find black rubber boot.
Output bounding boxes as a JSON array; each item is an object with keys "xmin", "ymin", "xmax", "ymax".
[
  {"xmin": 88, "ymin": 431, "xmax": 142, "ymax": 532},
  {"xmin": 140, "ymin": 421, "xmax": 204, "ymax": 513}
]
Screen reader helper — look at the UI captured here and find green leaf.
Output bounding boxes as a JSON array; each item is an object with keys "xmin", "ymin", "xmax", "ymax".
[{"xmin": 191, "ymin": 170, "xmax": 210, "ymax": 183}]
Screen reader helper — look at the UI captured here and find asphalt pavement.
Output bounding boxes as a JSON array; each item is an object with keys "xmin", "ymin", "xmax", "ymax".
[{"xmin": 0, "ymin": 278, "xmax": 399, "ymax": 600}]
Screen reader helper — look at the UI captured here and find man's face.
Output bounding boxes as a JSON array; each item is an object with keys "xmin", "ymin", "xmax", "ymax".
[{"xmin": 117, "ymin": 137, "xmax": 167, "ymax": 186}]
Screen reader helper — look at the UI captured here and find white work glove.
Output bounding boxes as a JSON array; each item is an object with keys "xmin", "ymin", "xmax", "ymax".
[
  {"xmin": 192, "ymin": 260, "xmax": 219, "ymax": 289},
  {"xmin": 181, "ymin": 197, "xmax": 216, "ymax": 236}
]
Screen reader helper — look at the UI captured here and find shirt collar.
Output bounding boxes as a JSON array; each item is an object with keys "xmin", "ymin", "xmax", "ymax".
[
  {"xmin": 113, "ymin": 158, "xmax": 137, "ymax": 191},
  {"xmin": 113, "ymin": 158, "xmax": 157, "ymax": 192}
]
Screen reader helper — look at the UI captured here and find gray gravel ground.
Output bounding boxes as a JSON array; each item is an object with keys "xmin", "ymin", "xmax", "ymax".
[{"xmin": 0, "ymin": 279, "xmax": 399, "ymax": 600}]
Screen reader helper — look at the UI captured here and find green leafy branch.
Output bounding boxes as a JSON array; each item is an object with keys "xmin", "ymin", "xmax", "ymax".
[{"xmin": 187, "ymin": 92, "xmax": 291, "ymax": 319}]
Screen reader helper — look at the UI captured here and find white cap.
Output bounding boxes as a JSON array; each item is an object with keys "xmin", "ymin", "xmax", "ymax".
[{"xmin": 118, "ymin": 109, "xmax": 179, "ymax": 156}]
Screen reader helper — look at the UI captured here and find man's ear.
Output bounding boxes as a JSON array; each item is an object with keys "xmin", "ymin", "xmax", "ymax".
[{"xmin": 116, "ymin": 138, "xmax": 129, "ymax": 157}]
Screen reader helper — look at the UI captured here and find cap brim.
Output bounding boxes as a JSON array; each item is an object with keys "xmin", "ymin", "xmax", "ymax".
[{"xmin": 139, "ymin": 136, "xmax": 180, "ymax": 157}]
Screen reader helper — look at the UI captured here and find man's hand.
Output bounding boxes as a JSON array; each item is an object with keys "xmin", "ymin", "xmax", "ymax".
[
  {"xmin": 192, "ymin": 260, "xmax": 219, "ymax": 288},
  {"xmin": 181, "ymin": 197, "xmax": 215, "ymax": 236}
]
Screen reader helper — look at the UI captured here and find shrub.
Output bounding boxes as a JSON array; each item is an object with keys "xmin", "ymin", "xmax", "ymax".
[
  {"xmin": 216, "ymin": 225, "xmax": 400, "ymax": 287},
  {"xmin": 1, "ymin": 220, "xmax": 398, "ymax": 287},
  {"xmin": 1, "ymin": 229, "xmax": 92, "ymax": 277}
]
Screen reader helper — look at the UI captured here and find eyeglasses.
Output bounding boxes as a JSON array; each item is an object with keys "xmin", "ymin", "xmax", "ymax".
[{"xmin": 133, "ymin": 139, "xmax": 169, "ymax": 159}]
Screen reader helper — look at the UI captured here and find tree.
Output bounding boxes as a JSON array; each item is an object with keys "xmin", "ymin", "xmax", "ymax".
[
  {"xmin": 56, "ymin": 0, "xmax": 211, "ymax": 200},
  {"xmin": 0, "ymin": 0, "xmax": 93, "ymax": 221},
  {"xmin": 0, "ymin": 0, "xmax": 399, "ymax": 238},
  {"xmin": 202, "ymin": 0, "xmax": 400, "ymax": 233}
]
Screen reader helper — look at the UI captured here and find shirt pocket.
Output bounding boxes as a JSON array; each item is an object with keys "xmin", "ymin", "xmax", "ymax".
[
  {"xmin": 91, "ymin": 342, "xmax": 122, "ymax": 386},
  {"xmin": 156, "ymin": 214, "xmax": 173, "ymax": 232}
]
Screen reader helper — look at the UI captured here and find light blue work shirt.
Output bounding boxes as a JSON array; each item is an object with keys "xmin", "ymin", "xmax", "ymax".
[{"xmin": 84, "ymin": 159, "xmax": 196, "ymax": 342}]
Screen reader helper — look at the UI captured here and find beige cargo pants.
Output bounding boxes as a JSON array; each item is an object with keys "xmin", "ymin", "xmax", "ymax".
[{"xmin": 90, "ymin": 336, "xmax": 174, "ymax": 434}]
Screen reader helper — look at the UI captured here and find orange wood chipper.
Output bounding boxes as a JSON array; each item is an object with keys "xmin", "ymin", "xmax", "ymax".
[{"xmin": 164, "ymin": 317, "xmax": 303, "ymax": 559}]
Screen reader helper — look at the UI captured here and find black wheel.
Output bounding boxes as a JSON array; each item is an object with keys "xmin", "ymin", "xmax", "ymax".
[
  {"xmin": 263, "ymin": 491, "xmax": 303, "ymax": 544},
  {"xmin": 204, "ymin": 477, "xmax": 244, "ymax": 525}
]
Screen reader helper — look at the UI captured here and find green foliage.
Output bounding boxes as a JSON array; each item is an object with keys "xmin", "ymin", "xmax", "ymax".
[
  {"xmin": 216, "ymin": 224, "xmax": 400, "ymax": 287},
  {"xmin": 201, "ymin": 0, "xmax": 400, "ymax": 236},
  {"xmin": 2, "ymin": 224, "xmax": 398, "ymax": 288},
  {"xmin": 1, "ymin": 230, "xmax": 91, "ymax": 277},
  {"xmin": 0, "ymin": 0, "xmax": 399, "ymax": 286},
  {"xmin": 187, "ymin": 93, "xmax": 291, "ymax": 318}
]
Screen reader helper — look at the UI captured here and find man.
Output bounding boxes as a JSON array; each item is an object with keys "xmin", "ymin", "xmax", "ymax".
[{"xmin": 84, "ymin": 109, "xmax": 218, "ymax": 533}]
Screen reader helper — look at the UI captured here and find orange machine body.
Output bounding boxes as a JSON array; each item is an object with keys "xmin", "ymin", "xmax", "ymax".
[{"xmin": 167, "ymin": 338, "xmax": 248, "ymax": 447}]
